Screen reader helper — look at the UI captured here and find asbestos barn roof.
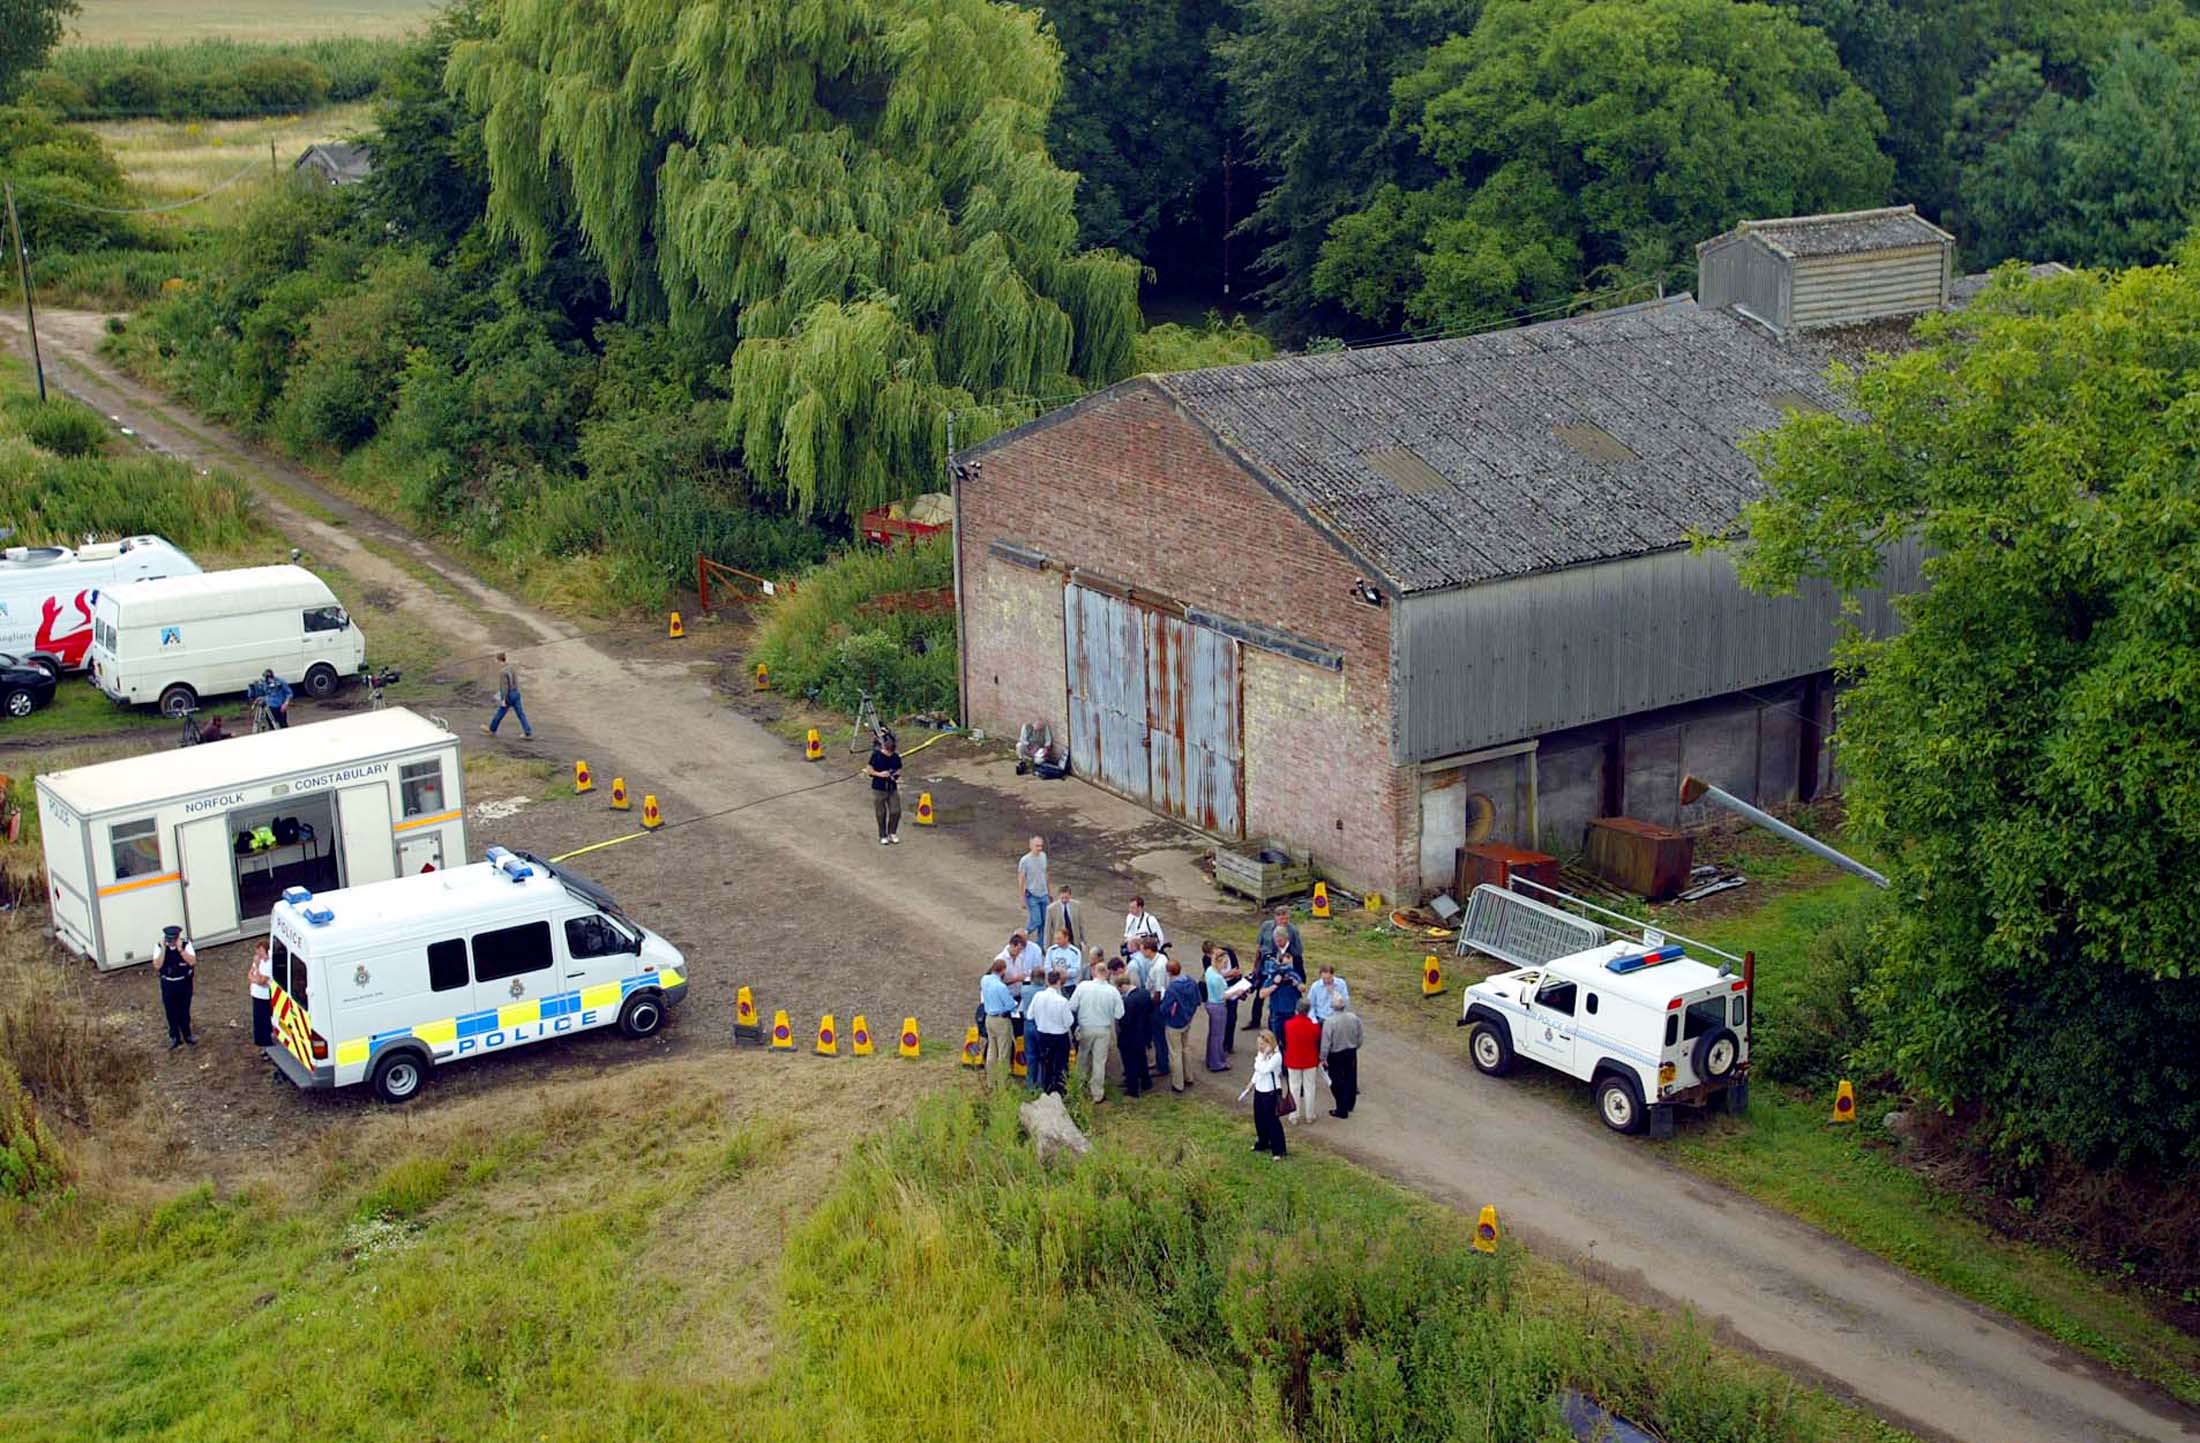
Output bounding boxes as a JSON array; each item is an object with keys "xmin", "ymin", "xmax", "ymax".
[
  {"xmin": 1148, "ymin": 297, "xmax": 1855, "ymax": 593},
  {"xmin": 1699, "ymin": 205, "xmax": 1954, "ymax": 259}
]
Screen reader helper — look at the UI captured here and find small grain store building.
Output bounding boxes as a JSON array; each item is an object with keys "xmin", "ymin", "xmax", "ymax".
[
  {"xmin": 952, "ymin": 208, "xmax": 1956, "ymax": 901},
  {"xmin": 37, "ymin": 709, "xmax": 466, "ymax": 969}
]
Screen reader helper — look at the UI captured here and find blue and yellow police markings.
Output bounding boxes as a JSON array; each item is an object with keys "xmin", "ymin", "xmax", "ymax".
[{"xmin": 329, "ymin": 968, "xmax": 685, "ymax": 1074}]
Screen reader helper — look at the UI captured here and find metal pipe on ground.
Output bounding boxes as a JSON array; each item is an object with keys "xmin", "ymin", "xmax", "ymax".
[{"xmin": 1678, "ymin": 775, "xmax": 1889, "ymax": 889}]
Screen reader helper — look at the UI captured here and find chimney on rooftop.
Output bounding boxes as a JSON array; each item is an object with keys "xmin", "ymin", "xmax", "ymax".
[{"xmin": 1697, "ymin": 205, "xmax": 1954, "ymax": 336}]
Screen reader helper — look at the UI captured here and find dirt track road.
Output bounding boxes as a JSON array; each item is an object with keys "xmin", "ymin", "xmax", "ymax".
[{"xmin": 9, "ymin": 313, "xmax": 2198, "ymax": 1443}]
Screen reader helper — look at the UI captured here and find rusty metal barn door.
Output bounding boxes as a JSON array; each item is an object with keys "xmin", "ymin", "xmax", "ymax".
[
  {"xmin": 1064, "ymin": 584, "xmax": 1151, "ymax": 805},
  {"xmin": 1145, "ymin": 610, "xmax": 1243, "ymax": 836}
]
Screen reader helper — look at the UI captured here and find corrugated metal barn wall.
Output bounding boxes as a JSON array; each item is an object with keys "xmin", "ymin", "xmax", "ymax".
[
  {"xmin": 1790, "ymin": 248, "xmax": 1949, "ymax": 329},
  {"xmin": 1697, "ymin": 237, "xmax": 1791, "ymax": 330},
  {"xmin": 1391, "ymin": 537, "xmax": 1922, "ymax": 764}
]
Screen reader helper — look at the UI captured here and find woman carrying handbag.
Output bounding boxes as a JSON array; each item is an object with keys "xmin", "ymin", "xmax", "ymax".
[{"xmin": 1240, "ymin": 1030, "xmax": 1291, "ymax": 1158}]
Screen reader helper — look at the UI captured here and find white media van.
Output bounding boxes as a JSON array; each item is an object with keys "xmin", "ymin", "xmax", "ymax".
[
  {"xmin": 263, "ymin": 847, "xmax": 690, "ymax": 1102},
  {"xmin": 89, "ymin": 564, "xmax": 367, "ymax": 716},
  {"xmin": 0, "ymin": 536, "xmax": 199, "ymax": 677},
  {"xmin": 36, "ymin": 709, "xmax": 466, "ymax": 969}
]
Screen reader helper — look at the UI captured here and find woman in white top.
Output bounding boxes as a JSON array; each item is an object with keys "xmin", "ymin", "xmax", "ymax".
[
  {"xmin": 1238, "ymin": 1030, "xmax": 1288, "ymax": 1158},
  {"xmin": 248, "ymin": 939, "xmax": 274, "ymax": 1047}
]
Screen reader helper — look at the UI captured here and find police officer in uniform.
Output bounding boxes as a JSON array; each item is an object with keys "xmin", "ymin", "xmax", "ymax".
[{"xmin": 157, "ymin": 925, "xmax": 197, "ymax": 1048}]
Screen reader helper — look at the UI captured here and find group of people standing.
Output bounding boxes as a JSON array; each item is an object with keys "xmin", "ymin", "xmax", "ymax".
[{"xmin": 982, "ymin": 838, "xmax": 1365, "ymax": 1157}]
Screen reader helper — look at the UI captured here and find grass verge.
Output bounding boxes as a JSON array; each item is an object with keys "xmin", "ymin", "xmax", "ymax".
[{"xmin": 0, "ymin": 1058, "xmax": 1910, "ymax": 1442}]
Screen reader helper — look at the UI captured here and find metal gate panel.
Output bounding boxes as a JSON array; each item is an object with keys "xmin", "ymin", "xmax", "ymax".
[
  {"xmin": 1064, "ymin": 584, "xmax": 1150, "ymax": 805},
  {"xmin": 1457, "ymin": 884, "xmax": 1606, "ymax": 965}
]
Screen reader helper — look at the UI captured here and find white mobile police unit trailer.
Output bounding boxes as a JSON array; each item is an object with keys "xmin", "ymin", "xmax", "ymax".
[
  {"xmin": 35, "ymin": 709, "xmax": 465, "ymax": 969},
  {"xmin": 264, "ymin": 847, "xmax": 689, "ymax": 1102}
]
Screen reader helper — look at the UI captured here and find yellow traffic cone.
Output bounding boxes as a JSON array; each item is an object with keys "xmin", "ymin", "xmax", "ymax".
[
  {"xmin": 1831, "ymin": 1079, "xmax": 1856, "ymax": 1125},
  {"xmin": 1363, "ymin": 891, "xmax": 1385, "ymax": 913},
  {"xmin": 770, "ymin": 1010, "xmax": 793, "ymax": 1051},
  {"xmin": 805, "ymin": 728, "xmax": 823, "ymax": 761},
  {"xmin": 1473, "ymin": 1205, "xmax": 1500, "ymax": 1254},
  {"xmin": 733, "ymin": 986, "xmax": 760, "ymax": 1043},
  {"xmin": 641, "ymin": 794, "xmax": 663, "ymax": 829},
  {"xmin": 667, "ymin": 610, "xmax": 684, "ymax": 639},
  {"xmin": 1311, "ymin": 881, "xmax": 1332, "ymax": 919},
  {"xmin": 754, "ymin": 662, "xmax": 770, "ymax": 690},
  {"xmin": 898, "ymin": 1017, "xmax": 921, "ymax": 1059},
  {"xmin": 574, "ymin": 759, "xmax": 594, "ymax": 794},
  {"xmin": 915, "ymin": 791, "xmax": 936, "ymax": 826},
  {"xmin": 816, "ymin": 1013, "xmax": 839, "ymax": 1056},
  {"xmin": 960, "ymin": 1025, "xmax": 983, "ymax": 1068},
  {"xmin": 1011, "ymin": 1033, "xmax": 1028, "ymax": 1079},
  {"xmin": 851, "ymin": 1015, "xmax": 874, "ymax": 1056},
  {"xmin": 1422, "ymin": 955, "xmax": 1445, "ymax": 996},
  {"xmin": 610, "ymin": 777, "xmax": 630, "ymax": 811}
]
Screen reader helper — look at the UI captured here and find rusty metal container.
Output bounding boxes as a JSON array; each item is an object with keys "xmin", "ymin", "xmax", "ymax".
[
  {"xmin": 1585, "ymin": 817, "xmax": 1695, "ymax": 901},
  {"xmin": 1456, "ymin": 843, "xmax": 1560, "ymax": 902}
]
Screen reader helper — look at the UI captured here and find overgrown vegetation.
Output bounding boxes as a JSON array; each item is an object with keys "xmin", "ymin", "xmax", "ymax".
[
  {"xmin": 27, "ymin": 37, "xmax": 403, "ymax": 118},
  {"xmin": 751, "ymin": 538, "xmax": 956, "ymax": 719},
  {"xmin": 0, "ymin": 1075, "xmax": 1909, "ymax": 1441}
]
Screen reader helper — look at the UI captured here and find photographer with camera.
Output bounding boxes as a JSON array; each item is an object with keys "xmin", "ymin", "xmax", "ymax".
[{"xmin": 254, "ymin": 670, "xmax": 292, "ymax": 729}]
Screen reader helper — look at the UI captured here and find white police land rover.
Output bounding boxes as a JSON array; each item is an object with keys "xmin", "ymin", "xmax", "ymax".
[
  {"xmin": 263, "ymin": 847, "xmax": 688, "ymax": 1103},
  {"xmin": 1460, "ymin": 939, "xmax": 1749, "ymax": 1137}
]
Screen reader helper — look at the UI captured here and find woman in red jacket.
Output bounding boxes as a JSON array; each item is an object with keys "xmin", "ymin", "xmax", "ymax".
[{"xmin": 1282, "ymin": 998, "xmax": 1322, "ymax": 1125}]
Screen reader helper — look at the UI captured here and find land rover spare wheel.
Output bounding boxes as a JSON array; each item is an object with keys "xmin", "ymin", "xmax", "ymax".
[
  {"xmin": 1596, "ymin": 1073, "xmax": 1645, "ymax": 1134},
  {"xmin": 1693, "ymin": 1025, "xmax": 1741, "ymax": 1082},
  {"xmin": 1469, "ymin": 1020, "xmax": 1516, "ymax": 1077}
]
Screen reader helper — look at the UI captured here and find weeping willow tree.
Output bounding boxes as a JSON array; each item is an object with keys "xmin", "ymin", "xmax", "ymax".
[{"xmin": 449, "ymin": 0, "xmax": 1142, "ymax": 517}]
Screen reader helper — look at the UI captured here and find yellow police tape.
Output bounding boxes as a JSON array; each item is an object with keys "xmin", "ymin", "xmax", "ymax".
[{"xmin": 547, "ymin": 729, "xmax": 956, "ymax": 865}]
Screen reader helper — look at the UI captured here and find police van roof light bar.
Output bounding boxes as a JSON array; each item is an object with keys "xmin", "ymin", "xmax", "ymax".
[{"xmin": 1606, "ymin": 944, "xmax": 1685, "ymax": 974}]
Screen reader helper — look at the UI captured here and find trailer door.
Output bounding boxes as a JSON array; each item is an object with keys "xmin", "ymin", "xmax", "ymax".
[
  {"xmin": 337, "ymin": 784, "xmax": 396, "ymax": 888},
  {"xmin": 177, "ymin": 815, "xmax": 239, "ymax": 939}
]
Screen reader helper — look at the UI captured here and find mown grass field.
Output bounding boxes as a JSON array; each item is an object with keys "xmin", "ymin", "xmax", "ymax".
[
  {"xmin": 0, "ymin": 1049, "xmax": 1910, "ymax": 1443},
  {"xmin": 66, "ymin": 0, "xmax": 434, "ymax": 45},
  {"xmin": 1314, "ymin": 857, "xmax": 2200, "ymax": 1411},
  {"xmin": 83, "ymin": 102, "xmax": 377, "ymax": 228}
]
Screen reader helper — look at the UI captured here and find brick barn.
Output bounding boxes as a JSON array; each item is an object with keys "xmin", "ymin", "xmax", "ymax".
[{"xmin": 950, "ymin": 208, "xmax": 1960, "ymax": 901}]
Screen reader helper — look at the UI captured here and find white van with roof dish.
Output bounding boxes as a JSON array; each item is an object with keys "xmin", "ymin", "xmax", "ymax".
[
  {"xmin": 0, "ymin": 535, "xmax": 198, "ymax": 677},
  {"xmin": 89, "ymin": 563, "xmax": 366, "ymax": 715},
  {"xmin": 264, "ymin": 847, "xmax": 688, "ymax": 1103},
  {"xmin": 1457, "ymin": 884, "xmax": 1750, "ymax": 1137}
]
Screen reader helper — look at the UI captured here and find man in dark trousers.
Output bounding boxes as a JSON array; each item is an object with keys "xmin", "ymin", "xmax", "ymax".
[
  {"xmin": 864, "ymin": 730, "xmax": 903, "ymax": 844},
  {"xmin": 1115, "ymin": 965, "xmax": 1155, "ymax": 1098},
  {"xmin": 1322, "ymin": 997, "xmax": 1364, "ymax": 1118},
  {"xmin": 157, "ymin": 925, "xmax": 197, "ymax": 1048}
]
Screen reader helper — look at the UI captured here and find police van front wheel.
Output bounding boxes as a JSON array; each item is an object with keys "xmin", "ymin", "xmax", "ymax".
[
  {"xmin": 620, "ymin": 993, "xmax": 665, "ymax": 1039},
  {"xmin": 1596, "ymin": 1074, "xmax": 1646, "ymax": 1135},
  {"xmin": 1469, "ymin": 1021, "xmax": 1516, "ymax": 1077},
  {"xmin": 371, "ymin": 1052, "xmax": 426, "ymax": 1104}
]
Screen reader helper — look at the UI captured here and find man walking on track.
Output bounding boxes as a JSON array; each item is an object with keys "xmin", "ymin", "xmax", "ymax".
[
  {"xmin": 1322, "ymin": 998, "xmax": 1364, "ymax": 1118},
  {"xmin": 483, "ymin": 653, "xmax": 533, "ymax": 739},
  {"xmin": 1018, "ymin": 836, "xmax": 1050, "ymax": 937},
  {"xmin": 865, "ymin": 730, "xmax": 903, "ymax": 843}
]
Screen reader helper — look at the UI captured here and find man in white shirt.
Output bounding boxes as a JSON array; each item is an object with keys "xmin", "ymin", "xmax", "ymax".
[
  {"xmin": 1070, "ymin": 966, "xmax": 1125, "ymax": 1102},
  {"xmin": 1308, "ymin": 964, "xmax": 1352, "ymax": 1024},
  {"xmin": 1024, "ymin": 970, "xmax": 1077, "ymax": 1096},
  {"xmin": 1122, "ymin": 896, "xmax": 1165, "ymax": 956},
  {"xmin": 995, "ymin": 931, "xmax": 1042, "ymax": 999},
  {"xmin": 1131, "ymin": 935, "xmax": 1171, "ymax": 1078}
]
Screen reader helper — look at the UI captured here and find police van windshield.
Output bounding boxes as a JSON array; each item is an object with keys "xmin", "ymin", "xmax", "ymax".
[{"xmin": 513, "ymin": 850, "xmax": 630, "ymax": 924}]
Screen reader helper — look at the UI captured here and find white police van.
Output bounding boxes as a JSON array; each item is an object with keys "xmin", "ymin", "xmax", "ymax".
[
  {"xmin": 1461, "ymin": 938, "xmax": 1750, "ymax": 1137},
  {"xmin": 265, "ymin": 847, "xmax": 688, "ymax": 1102}
]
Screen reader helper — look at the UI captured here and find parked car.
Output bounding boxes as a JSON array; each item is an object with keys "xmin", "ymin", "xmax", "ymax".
[
  {"xmin": 0, "ymin": 653, "xmax": 59, "ymax": 719},
  {"xmin": 1460, "ymin": 937, "xmax": 1750, "ymax": 1136}
]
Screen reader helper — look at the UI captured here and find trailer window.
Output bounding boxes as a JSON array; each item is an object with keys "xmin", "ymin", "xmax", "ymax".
[
  {"xmin": 1664, "ymin": 1014, "xmax": 1679, "ymax": 1049},
  {"xmin": 427, "ymin": 939, "xmax": 468, "ymax": 993},
  {"xmin": 399, "ymin": 760, "xmax": 445, "ymax": 818},
  {"xmin": 1733, "ymin": 993, "xmax": 1749, "ymax": 1029},
  {"xmin": 110, "ymin": 819, "xmax": 161, "ymax": 880},
  {"xmin": 472, "ymin": 921, "xmax": 552, "ymax": 982},
  {"xmin": 303, "ymin": 605, "xmax": 347, "ymax": 633},
  {"xmin": 1683, "ymin": 996, "xmax": 1727, "ymax": 1040},
  {"xmin": 1533, "ymin": 981, "xmax": 1577, "ymax": 1017}
]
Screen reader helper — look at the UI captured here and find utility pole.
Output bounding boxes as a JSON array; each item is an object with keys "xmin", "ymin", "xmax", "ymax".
[
  {"xmin": 1221, "ymin": 143, "xmax": 1234, "ymax": 299},
  {"xmin": 3, "ymin": 181, "xmax": 47, "ymax": 403},
  {"xmin": 945, "ymin": 408, "xmax": 969, "ymax": 730},
  {"xmin": 270, "ymin": 138, "xmax": 278, "ymax": 178}
]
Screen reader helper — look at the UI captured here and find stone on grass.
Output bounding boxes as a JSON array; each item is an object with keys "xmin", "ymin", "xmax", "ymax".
[{"xmin": 1018, "ymin": 1092, "xmax": 1090, "ymax": 1166}]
